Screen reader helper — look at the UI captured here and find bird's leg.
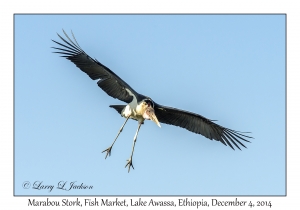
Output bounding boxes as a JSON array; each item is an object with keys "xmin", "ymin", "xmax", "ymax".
[
  {"xmin": 125, "ymin": 122, "xmax": 142, "ymax": 173},
  {"xmin": 102, "ymin": 116, "xmax": 129, "ymax": 159}
]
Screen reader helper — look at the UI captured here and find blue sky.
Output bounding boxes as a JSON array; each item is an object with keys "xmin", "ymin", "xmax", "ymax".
[{"xmin": 14, "ymin": 15, "xmax": 285, "ymax": 196}]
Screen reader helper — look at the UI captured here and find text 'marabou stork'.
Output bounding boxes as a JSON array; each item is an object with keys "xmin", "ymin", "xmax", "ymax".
[{"xmin": 52, "ymin": 30, "xmax": 252, "ymax": 172}]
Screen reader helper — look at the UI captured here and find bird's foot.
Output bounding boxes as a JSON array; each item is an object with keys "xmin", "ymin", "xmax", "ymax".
[
  {"xmin": 125, "ymin": 157, "xmax": 134, "ymax": 173},
  {"xmin": 102, "ymin": 146, "xmax": 113, "ymax": 159}
]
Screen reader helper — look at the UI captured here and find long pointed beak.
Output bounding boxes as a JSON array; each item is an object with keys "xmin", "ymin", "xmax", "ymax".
[
  {"xmin": 151, "ymin": 114, "xmax": 161, "ymax": 128},
  {"xmin": 143, "ymin": 107, "xmax": 161, "ymax": 128}
]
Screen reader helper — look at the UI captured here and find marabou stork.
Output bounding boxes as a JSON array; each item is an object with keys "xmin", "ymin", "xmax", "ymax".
[{"xmin": 52, "ymin": 30, "xmax": 252, "ymax": 172}]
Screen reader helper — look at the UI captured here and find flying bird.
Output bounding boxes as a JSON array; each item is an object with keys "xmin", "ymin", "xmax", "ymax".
[{"xmin": 52, "ymin": 30, "xmax": 252, "ymax": 172}]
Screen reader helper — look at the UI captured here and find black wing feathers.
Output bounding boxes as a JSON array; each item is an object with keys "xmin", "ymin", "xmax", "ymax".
[
  {"xmin": 154, "ymin": 103, "xmax": 252, "ymax": 150},
  {"xmin": 52, "ymin": 30, "xmax": 138, "ymax": 103}
]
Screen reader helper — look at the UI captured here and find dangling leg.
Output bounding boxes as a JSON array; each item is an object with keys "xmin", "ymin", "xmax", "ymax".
[
  {"xmin": 125, "ymin": 122, "xmax": 142, "ymax": 173},
  {"xmin": 102, "ymin": 116, "xmax": 129, "ymax": 159}
]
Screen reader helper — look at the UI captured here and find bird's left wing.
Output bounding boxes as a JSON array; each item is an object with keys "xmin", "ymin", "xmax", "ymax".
[
  {"xmin": 154, "ymin": 103, "xmax": 252, "ymax": 150},
  {"xmin": 52, "ymin": 30, "xmax": 138, "ymax": 103}
]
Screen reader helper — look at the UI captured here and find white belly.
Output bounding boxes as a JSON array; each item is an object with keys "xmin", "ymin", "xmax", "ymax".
[{"xmin": 122, "ymin": 89, "xmax": 145, "ymax": 123}]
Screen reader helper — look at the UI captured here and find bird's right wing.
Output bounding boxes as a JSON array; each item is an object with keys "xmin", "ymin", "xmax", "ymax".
[
  {"xmin": 154, "ymin": 103, "xmax": 252, "ymax": 150},
  {"xmin": 52, "ymin": 30, "xmax": 138, "ymax": 103}
]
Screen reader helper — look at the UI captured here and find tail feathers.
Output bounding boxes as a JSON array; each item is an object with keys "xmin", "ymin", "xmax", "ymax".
[{"xmin": 109, "ymin": 105, "xmax": 126, "ymax": 115}]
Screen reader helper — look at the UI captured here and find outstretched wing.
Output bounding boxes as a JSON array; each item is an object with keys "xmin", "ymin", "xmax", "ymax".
[
  {"xmin": 52, "ymin": 30, "xmax": 138, "ymax": 103},
  {"xmin": 154, "ymin": 103, "xmax": 252, "ymax": 150}
]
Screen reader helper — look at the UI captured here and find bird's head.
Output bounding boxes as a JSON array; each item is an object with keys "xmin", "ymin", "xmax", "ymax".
[{"xmin": 141, "ymin": 99, "xmax": 161, "ymax": 128}]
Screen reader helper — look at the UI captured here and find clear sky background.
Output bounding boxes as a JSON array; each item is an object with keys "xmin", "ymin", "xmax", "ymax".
[{"xmin": 14, "ymin": 14, "xmax": 285, "ymax": 196}]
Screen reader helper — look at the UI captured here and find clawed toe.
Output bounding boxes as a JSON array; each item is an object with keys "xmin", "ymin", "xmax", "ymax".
[
  {"xmin": 125, "ymin": 158, "xmax": 134, "ymax": 172},
  {"xmin": 102, "ymin": 146, "xmax": 112, "ymax": 159}
]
